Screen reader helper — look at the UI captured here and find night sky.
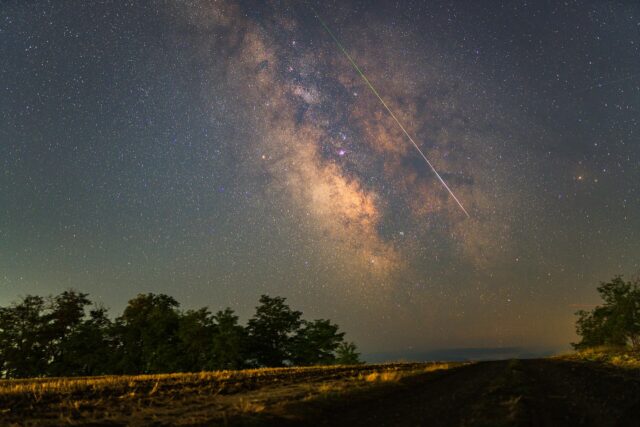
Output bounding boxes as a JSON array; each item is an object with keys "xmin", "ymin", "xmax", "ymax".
[{"xmin": 2, "ymin": 0, "xmax": 639, "ymax": 356}]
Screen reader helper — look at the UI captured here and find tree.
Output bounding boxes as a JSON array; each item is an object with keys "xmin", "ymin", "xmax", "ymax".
[
  {"xmin": 335, "ymin": 341, "xmax": 362, "ymax": 365},
  {"xmin": 176, "ymin": 308, "xmax": 215, "ymax": 372},
  {"xmin": 53, "ymin": 306, "xmax": 113, "ymax": 376},
  {"xmin": 0, "ymin": 291, "xmax": 361, "ymax": 377},
  {"xmin": 46, "ymin": 290, "xmax": 92, "ymax": 376},
  {"xmin": 0, "ymin": 295, "xmax": 49, "ymax": 378},
  {"xmin": 246, "ymin": 295, "xmax": 302, "ymax": 367},
  {"xmin": 0, "ymin": 291, "xmax": 113, "ymax": 378},
  {"xmin": 115, "ymin": 293, "xmax": 181, "ymax": 374},
  {"xmin": 211, "ymin": 308, "xmax": 247, "ymax": 370},
  {"xmin": 573, "ymin": 276, "xmax": 640, "ymax": 350},
  {"xmin": 291, "ymin": 319, "xmax": 344, "ymax": 365}
]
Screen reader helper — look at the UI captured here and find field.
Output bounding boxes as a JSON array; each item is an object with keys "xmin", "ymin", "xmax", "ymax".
[
  {"xmin": 2, "ymin": 356, "xmax": 640, "ymax": 426},
  {"xmin": 0, "ymin": 363, "xmax": 454, "ymax": 426}
]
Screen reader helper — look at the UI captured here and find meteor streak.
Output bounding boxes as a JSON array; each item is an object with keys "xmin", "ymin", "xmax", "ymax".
[
  {"xmin": 578, "ymin": 71, "xmax": 640, "ymax": 93},
  {"xmin": 308, "ymin": 5, "xmax": 471, "ymax": 218}
]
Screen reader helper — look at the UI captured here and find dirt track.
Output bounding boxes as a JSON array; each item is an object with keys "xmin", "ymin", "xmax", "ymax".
[{"xmin": 275, "ymin": 359, "xmax": 640, "ymax": 427}]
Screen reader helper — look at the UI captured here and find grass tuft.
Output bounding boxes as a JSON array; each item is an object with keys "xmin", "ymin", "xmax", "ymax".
[
  {"xmin": 558, "ymin": 346, "xmax": 640, "ymax": 369},
  {"xmin": 234, "ymin": 398, "xmax": 266, "ymax": 413}
]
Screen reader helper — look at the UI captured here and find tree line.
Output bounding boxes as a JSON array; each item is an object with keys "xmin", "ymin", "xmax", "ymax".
[
  {"xmin": 573, "ymin": 275, "xmax": 640, "ymax": 350},
  {"xmin": 0, "ymin": 291, "xmax": 361, "ymax": 378}
]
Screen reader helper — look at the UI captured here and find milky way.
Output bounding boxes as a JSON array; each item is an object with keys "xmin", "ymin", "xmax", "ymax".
[{"xmin": 2, "ymin": 0, "xmax": 639, "ymax": 355}]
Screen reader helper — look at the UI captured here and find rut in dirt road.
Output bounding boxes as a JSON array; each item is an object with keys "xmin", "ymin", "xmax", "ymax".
[{"xmin": 277, "ymin": 359, "xmax": 640, "ymax": 427}]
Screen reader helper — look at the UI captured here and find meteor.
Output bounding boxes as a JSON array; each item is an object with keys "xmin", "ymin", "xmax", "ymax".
[
  {"xmin": 578, "ymin": 71, "xmax": 640, "ymax": 93},
  {"xmin": 308, "ymin": 5, "xmax": 471, "ymax": 218}
]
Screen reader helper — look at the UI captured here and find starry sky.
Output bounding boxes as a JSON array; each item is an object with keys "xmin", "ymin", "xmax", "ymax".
[{"xmin": 1, "ymin": 0, "xmax": 639, "ymax": 356}]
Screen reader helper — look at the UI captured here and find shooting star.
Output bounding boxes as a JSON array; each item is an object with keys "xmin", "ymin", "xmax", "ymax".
[
  {"xmin": 308, "ymin": 5, "xmax": 471, "ymax": 218},
  {"xmin": 577, "ymin": 72, "xmax": 640, "ymax": 93}
]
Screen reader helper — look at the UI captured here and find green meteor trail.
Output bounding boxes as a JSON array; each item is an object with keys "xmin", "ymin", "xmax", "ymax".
[{"xmin": 309, "ymin": 4, "xmax": 471, "ymax": 218}]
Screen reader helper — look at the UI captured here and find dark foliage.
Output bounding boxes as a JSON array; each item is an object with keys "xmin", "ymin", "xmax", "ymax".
[
  {"xmin": 0, "ymin": 291, "xmax": 360, "ymax": 378},
  {"xmin": 573, "ymin": 275, "xmax": 640, "ymax": 350},
  {"xmin": 335, "ymin": 341, "xmax": 362, "ymax": 365},
  {"xmin": 0, "ymin": 295, "xmax": 49, "ymax": 378},
  {"xmin": 291, "ymin": 319, "xmax": 345, "ymax": 365},
  {"xmin": 211, "ymin": 308, "xmax": 248, "ymax": 370},
  {"xmin": 247, "ymin": 295, "xmax": 303, "ymax": 367}
]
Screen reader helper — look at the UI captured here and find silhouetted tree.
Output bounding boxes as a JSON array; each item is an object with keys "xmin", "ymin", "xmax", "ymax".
[
  {"xmin": 291, "ymin": 319, "xmax": 344, "ymax": 365},
  {"xmin": 53, "ymin": 306, "xmax": 113, "ymax": 376},
  {"xmin": 0, "ymin": 291, "xmax": 360, "ymax": 377},
  {"xmin": 177, "ymin": 307, "xmax": 215, "ymax": 372},
  {"xmin": 211, "ymin": 308, "xmax": 247, "ymax": 370},
  {"xmin": 46, "ymin": 290, "xmax": 92, "ymax": 376},
  {"xmin": 0, "ymin": 295, "xmax": 49, "ymax": 378},
  {"xmin": 335, "ymin": 341, "xmax": 362, "ymax": 365},
  {"xmin": 115, "ymin": 293, "xmax": 181, "ymax": 374},
  {"xmin": 573, "ymin": 276, "xmax": 640, "ymax": 350},
  {"xmin": 247, "ymin": 295, "xmax": 302, "ymax": 366}
]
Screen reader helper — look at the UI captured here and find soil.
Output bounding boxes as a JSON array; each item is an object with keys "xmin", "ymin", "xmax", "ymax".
[{"xmin": 274, "ymin": 359, "xmax": 640, "ymax": 427}]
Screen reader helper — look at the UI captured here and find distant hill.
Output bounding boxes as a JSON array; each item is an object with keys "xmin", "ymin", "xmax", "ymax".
[{"xmin": 363, "ymin": 347, "xmax": 561, "ymax": 363}]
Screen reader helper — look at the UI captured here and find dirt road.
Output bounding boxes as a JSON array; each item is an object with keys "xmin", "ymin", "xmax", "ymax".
[{"xmin": 278, "ymin": 359, "xmax": 640, "ymax": 427}]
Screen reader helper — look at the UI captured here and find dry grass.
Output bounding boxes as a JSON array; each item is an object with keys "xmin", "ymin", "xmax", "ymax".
[
  {"xmin": 0, "ymin": 362, "xmax": 463, "ymax": 425},
  {"xmin": 317, "ymin": 382, "xmax": 342, "ymax": 393},
  {"xmin": 358, "ymin": 362, "xmax": 452, "ymax": 383},
  {"xmin": 557, "ymin": 346, "xmax": 640, "ymax": 369},
  {"xmin": 0, "ymin": 363, "xmax": 456, "ymax": 398},
  {"xmin": 361, "ymin": 371, "xmax": 399, "ymax": 382},
  {"xmin": 234, "ymin": 397, "xmax": 266, "ymax": 413},
  {"xmin": 0, "ymin": 365, "xmax": 362, "ymax": 398}
]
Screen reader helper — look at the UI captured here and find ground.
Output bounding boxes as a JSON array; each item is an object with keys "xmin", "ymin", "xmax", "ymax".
[{"xmin": 1, "ymin": 358, "xmax": 639, "ymax": 426}]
